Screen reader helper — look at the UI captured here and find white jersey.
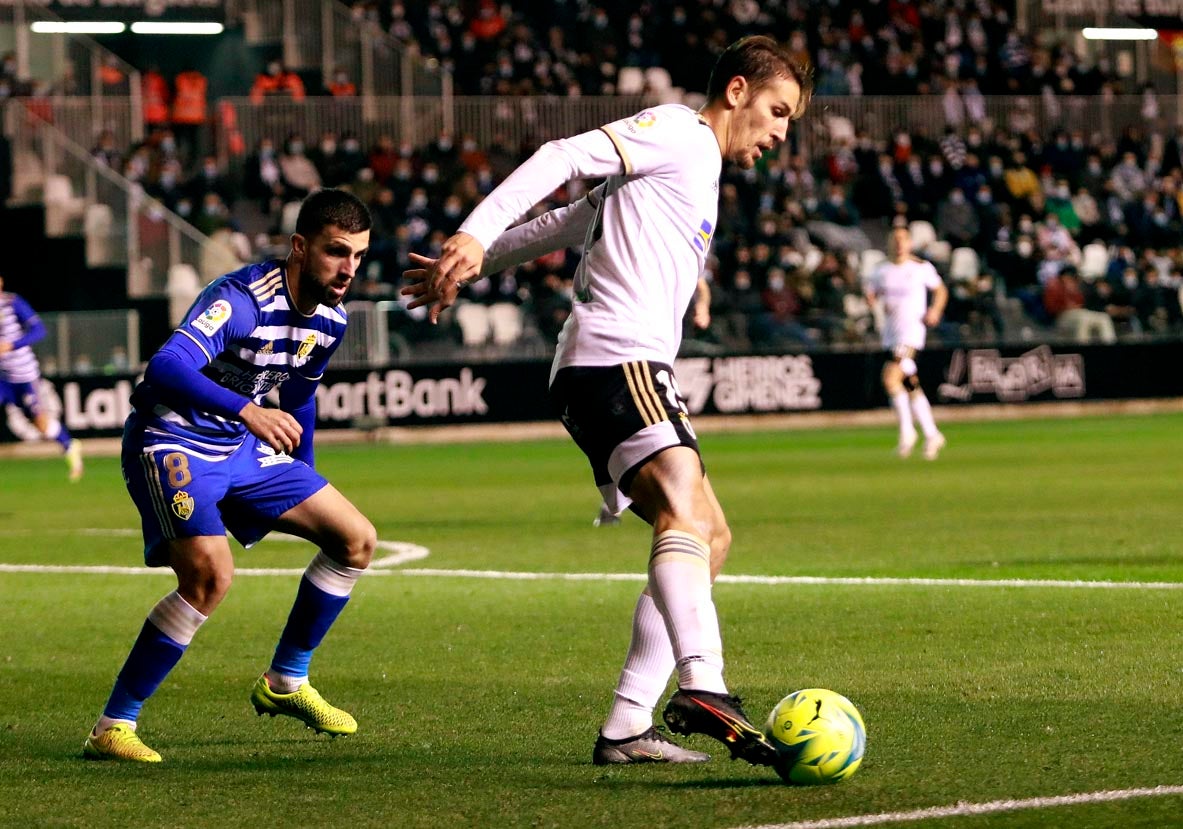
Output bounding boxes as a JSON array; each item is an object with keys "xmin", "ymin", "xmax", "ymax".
[
  {"xmin": 556, "ymin": 106, "xmax": 720, "ymax": 369},
  {"xmin": 865, "ymin": 257, "xmax": 942, "ymax": 351},
  {"xmin": 463, "ymin": 104, "xmax": 721, "ymax": 372}
]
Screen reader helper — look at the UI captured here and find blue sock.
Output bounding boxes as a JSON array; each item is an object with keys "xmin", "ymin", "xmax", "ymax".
[
  {"xmin": 55, "ymin": 425, "xmax": 71, "ymax": 451},
  {"xmin": 270, "ymin": 576, "xmax": 351, "ymax": 680},
  {"xmin": 102, "ymin": 620, "xmax": 187, "ymax": 723}
]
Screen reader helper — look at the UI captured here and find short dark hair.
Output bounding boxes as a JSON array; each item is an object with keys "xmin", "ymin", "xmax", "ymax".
[
  {"xmin": 294, "ymin": 188, "xmax": 372, "ymax": 239},
  {"xmin": 706, "ymin": 35, "xmax": 812, "ymax": 120}
]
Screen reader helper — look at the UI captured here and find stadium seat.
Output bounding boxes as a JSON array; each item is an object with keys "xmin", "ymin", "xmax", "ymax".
[
  {"xmin": 617, "ymin": 66, "xmax": 645, "ymax": 95},
  {"xmin": 279, "ymin": 200, "xmax": 302, "ymax": 236},
  {"xmin": 908, "ymin": 220, "xmax": 938, "ymax": 252},
  {"xmin": 43, "ymin": 174, "xmax": 86, "ymax": 236},
  {"xmin": 924, "ymin": 239, "xmax": 952, "ymax": 268},
  {"xmin": 825, "ymin": 115, "xmax": 855, "ymax": 143},
  {"xmin": 11, "ymin": 150, "xmax": 44, "ymax": 202},
  {"xmin": 455, "ymin": 302, "xmax": 491, "ymax": 346},
  {"xmin": 1079, "ymin": 242, "xmax": 1109, "ymax": 281},
  {"xmin": 84, "ymin": 204, "xmax": 114, "ymax": 267},
  {"xmin": 644, "ymin": 66, "xmax": 672, "ymax": 93},
  {"xmin": 801, "ymin": 246, "xmax": 824, "ymax": 275},
  {"xmin": 859, "ymin": 248, "xmax": 886, "ymax": 279},
  {"xmin": 166, "ymin": 264, "xmax": 201, "ymax": 327},
  {"xmin": 488, "ymin": 303, "xmax": 523, "ymax": 345},
  {"xmin": 949, "ymin": 247, "xmax": 980, "ymax": 283}
]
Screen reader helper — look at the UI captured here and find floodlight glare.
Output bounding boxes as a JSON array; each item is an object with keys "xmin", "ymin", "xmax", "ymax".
[
  {"xmin": 130, "ymin": 22, "xmax": 224, "ymax": 35},
  {"xmin": 1082, "ymin": 27, "xmax": 1158, "ymax": 40},
  {"xmin": 31, "ymin": 21, "xmax": 126, "ymax": 34}
]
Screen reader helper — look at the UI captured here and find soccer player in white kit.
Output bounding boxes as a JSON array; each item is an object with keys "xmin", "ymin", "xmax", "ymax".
[
  {"xmin": 864, "ymin": 225, "xmax": 949, "ymax": 459},
  {"xmin": 405, "ymin": 36, "xmax": 811, "ymax": 767}
]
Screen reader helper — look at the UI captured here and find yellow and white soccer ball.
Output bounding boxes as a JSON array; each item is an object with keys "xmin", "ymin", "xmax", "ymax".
[{"xmin": 764, "ymin": 688, "xmax": 866, "ymax": 785}]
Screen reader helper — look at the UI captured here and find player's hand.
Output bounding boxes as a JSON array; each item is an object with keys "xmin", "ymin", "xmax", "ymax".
[
  {"xmin": 0, "ymin": 341, "xmax": 12, "ymax": 355},
  {"xmin": 238, "ymin": 402, "xmax": 302, "ymax": 454},
  {"xmin": 401, "ymin": 233, "xmax": 485, "ymax": 324},
  {"xmin": 693, "ymin": 301, "xmax": 711, "ymax": 330},
  {"xmin": 923, "ymin": 308, "xmax": 942, "ymax": 327}
]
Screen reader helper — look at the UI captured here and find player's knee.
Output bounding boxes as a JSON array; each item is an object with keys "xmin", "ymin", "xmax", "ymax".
[
  {"xmin": 904, "ymin": 373, "xmax": 920, "ymax": 393},
  {"xmin": 339, "ymin": 518, "xmax": 376, "ymax": 570},
  {"xmin": 177, "ymin": 557, "xmax": 233, "ymax": 610},
  {"xmin": 708, "ymin": 522, "xmax": 732, "ymax": 579}
]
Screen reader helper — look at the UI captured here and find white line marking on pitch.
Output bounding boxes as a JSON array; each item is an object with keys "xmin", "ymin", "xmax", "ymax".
[
  {"xmin": 2, "ymin": 531, "xmax": 1182, "ymax": 590},
  {"xmin": 0, "ymin": 531, "xmax": 428, "ymax": 576},
  {"xmin": 729, "ymin": 785, "xmax": 1183, "ymax": 829}
]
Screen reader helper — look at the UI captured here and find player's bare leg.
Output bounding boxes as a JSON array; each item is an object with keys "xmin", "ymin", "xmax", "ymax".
[{"xmin": 623, "ymin": 448, "xmax": 776, "ymax": 765}]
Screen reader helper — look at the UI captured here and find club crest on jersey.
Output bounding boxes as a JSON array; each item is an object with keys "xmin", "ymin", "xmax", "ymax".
[
  {"xmin": 295, "ymin": 333, "xmax": 317, "ymax": 363},
  {"xmin": 191, "ymin": 300, "xmax": 232, "ymax": 336},
  {"xmin": 171, "ymin": 491, "xmax": 195, "ymax": 520},
  {"xmin": 692, "ymin": 219, "xmax": 713, "ymax": 252}
]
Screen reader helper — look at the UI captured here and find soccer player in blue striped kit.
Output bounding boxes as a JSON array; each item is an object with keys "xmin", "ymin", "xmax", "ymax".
[
  {"xmin": 84, "ymin": 190, "xmax": 376, "ymax": 762},
  {"xmin": 0, "ymin": 274, "xmax": 83, "ymax": 480}
]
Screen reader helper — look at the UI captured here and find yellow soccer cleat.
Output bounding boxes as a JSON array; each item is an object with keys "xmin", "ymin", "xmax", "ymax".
[
  {"xmin": 250, "ymin": 675, "xmax": 357, "ymax": 736},
  {"xmin": 82, "ymin": 723, "xmax": 162, "ymax": 763},
  {"xmin": 65, "ymin": 439, "xmax": 84, "ymax": 482}
]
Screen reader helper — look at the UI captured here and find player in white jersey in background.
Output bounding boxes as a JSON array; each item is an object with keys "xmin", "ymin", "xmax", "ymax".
[
  {"xmin": 864, "ymin": 224, "xmax": 949, "ymax": 460},
  {"xmin": 0, "ymin": 274, "xmax": 83, "ymax": 480},
  {"xmin": 405, "ymin": 36, "xmax": 811, "ymax": 768}
]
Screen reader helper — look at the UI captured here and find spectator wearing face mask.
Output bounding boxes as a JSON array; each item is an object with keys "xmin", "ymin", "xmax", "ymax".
[
  {"xmin": 310, "ymin": 132, "xmax": 351, "ymax": 188},
  {"xmin": 1045, "ymin": 180, "xmax": 1080, "ymax": 234},
  {"xmin": 186, "ymin": 155, "xmax": 236, "ymax": 210},
  {"xmin": 244, "ymin": 137, "xmax": 284, "ymax": 213},
  {"xmin": 936, "ymin": 186, "xmax": 980, "ymax": 247},
  {"xmin": 279, "ymin": 135, "xmax": 321, "ymax": 200},
  {"xmin": 1004, "ymin": 152, "xmax": 1041, "ymax": 215},
  {"xmin": 1042, "ymin": 266, "xmax": 1116, "ymax": 343}
]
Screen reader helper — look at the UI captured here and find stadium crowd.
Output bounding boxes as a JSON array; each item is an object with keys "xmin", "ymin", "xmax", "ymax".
[{"xmin": 14, "ymin": 0, "xmax": 1183, "ymax": 354}]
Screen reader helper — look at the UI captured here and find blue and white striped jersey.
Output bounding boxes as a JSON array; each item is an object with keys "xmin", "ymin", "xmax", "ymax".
[
  {"xmin": 131, "ymin": 259, "xmax": 347, "ymax": 454},
  {"xmin": 0, "ymin": 291, "xmax": 46, "ymax": 383}
]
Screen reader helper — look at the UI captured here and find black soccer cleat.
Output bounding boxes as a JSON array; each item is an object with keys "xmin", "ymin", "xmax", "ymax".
[
  {"xmin": 592, "ymin": 726, "xmax": 711, "ymax": 765},
  {"xmin": 662, "ymin": 689, "xmax": 778, "ymax": 766}
]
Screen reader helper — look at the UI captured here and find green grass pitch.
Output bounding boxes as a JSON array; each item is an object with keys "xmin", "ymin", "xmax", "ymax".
[{"xmin": 1, "ymin": 413, "xmax": 1182, "ymax": 828}]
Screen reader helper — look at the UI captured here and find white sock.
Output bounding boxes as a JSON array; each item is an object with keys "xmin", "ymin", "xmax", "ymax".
[
  {"xmin": 891, "ymin": 391, "xmax": 915, "ymax": 441},
  {"xmin": 601, "ymin": 591, "xmax": 675, "ymax": 740},
  {"xmin": 95, "ymin": 716, "xmax": 136, "ymax": 734},
  {"xmin": 264, "ymin": 672, "xmax": 304, "ymax": 693},
  {"xmin": 647, "ymin": 530, "xmax": 727, "ymax": 694},
  {"xmin": 44, "ymin": 420, "xmax": 62, "ymax": 440},
  {"xmin": 910, "ymin": 392, "xmax": 939, "ymax": 438}
]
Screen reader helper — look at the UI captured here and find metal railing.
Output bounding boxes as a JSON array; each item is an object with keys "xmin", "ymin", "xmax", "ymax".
[
  {"xmin": 217, "ymin": 93, "xmax": 1183, "ymax": 165},
  {"xmin": 0, "ymin": 1, "xmax": 143, "ymax": 147},
  {"xmin": 798, "ymin": 94, "xmax": 1183, "ymax": 157},
  {"xmin": 7, "ymin": 101, "xmax": 242, "ymax": 303},
  {"xmin": 218, "ymin": 94, "xmax": 650, "ymax": 156},
  {"xmin": 236, "ymin": 0, "xmax": 446, "ymax": 99},
  {"xmin": 34, "ymin": 309, "xmax": 140, "ymax": 375}
]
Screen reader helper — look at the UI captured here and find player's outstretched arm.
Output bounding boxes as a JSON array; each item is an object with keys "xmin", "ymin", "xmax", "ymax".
[{"xmin": 401, "ymin": 232, "xmax": 484, "ymax": 324}]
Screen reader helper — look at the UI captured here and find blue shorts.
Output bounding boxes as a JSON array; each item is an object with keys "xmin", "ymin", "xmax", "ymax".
[
  {"xmin": 0, "ymin": 379, "xmax": 44, "ymax": 418},
  {"xmin": 122, "ymin": 419, "xmax": 329, "ymax": 567}
]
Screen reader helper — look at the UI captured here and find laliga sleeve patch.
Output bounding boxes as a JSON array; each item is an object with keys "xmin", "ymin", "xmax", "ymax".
[{"xmin": 191, "ymin": 299, "xmax": 233, "ymax": 336}]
